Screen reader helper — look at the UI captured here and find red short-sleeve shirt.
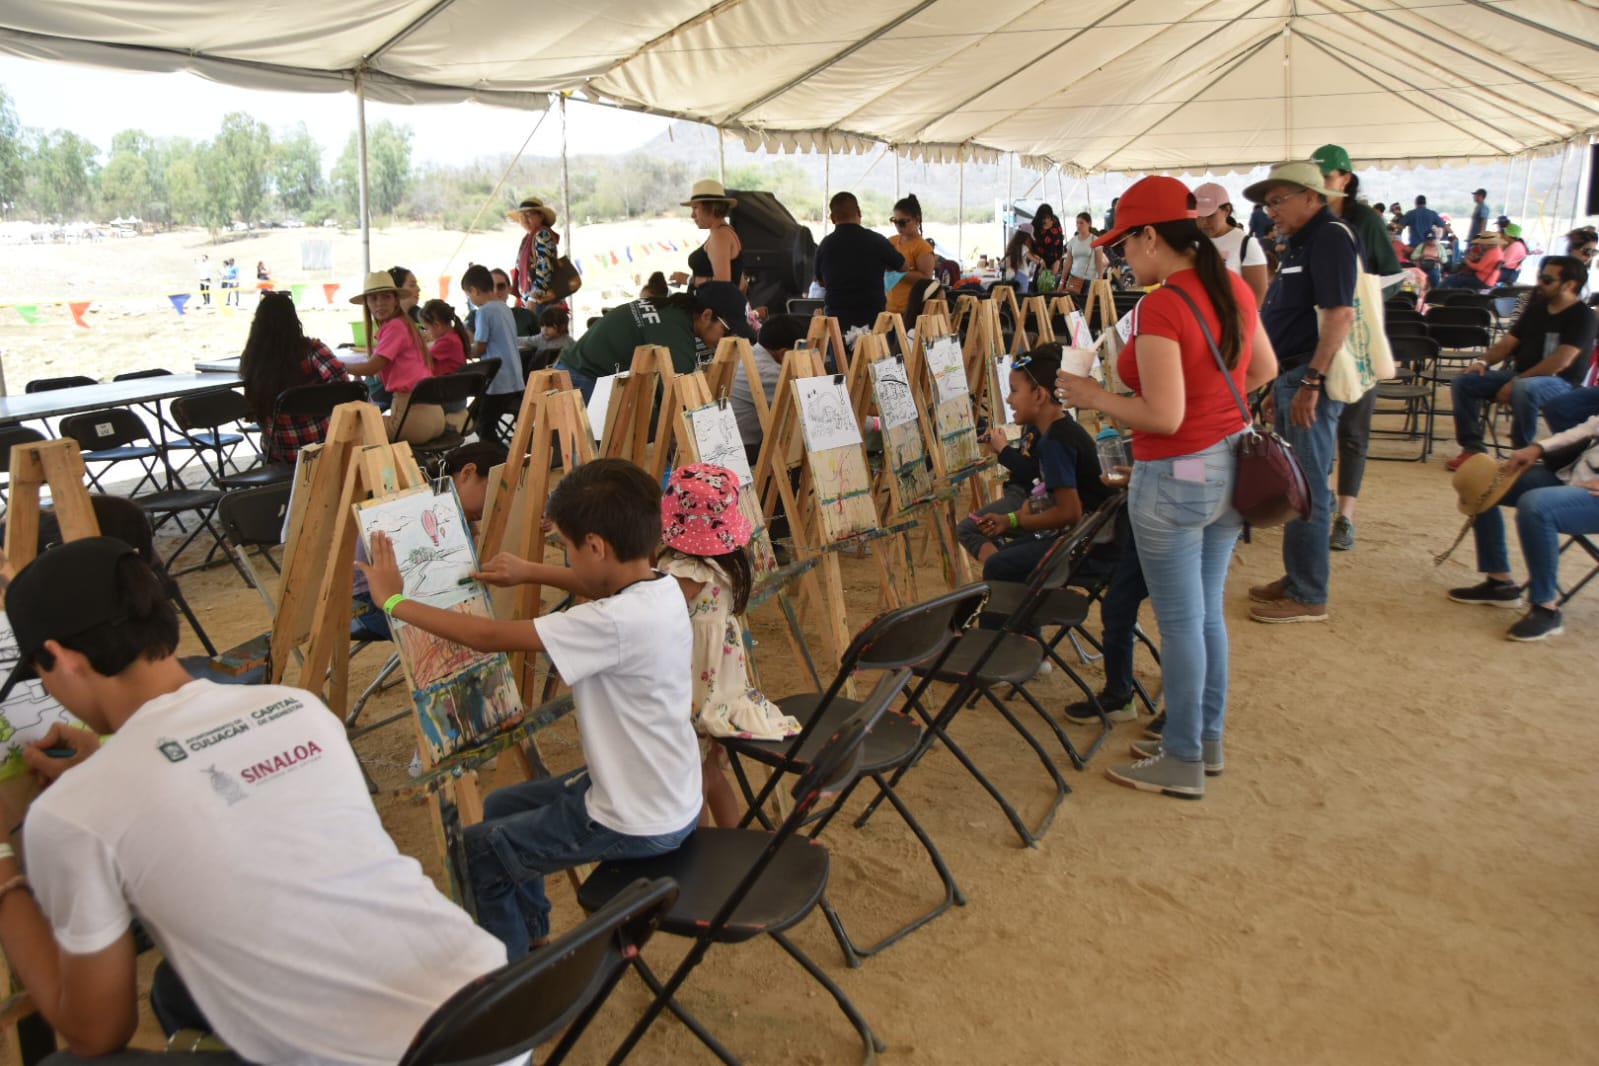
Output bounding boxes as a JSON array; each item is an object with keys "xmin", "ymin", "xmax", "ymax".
[{"xmin": 1117, "ymin": 269, "xmax": 1256, "ymax": 461}]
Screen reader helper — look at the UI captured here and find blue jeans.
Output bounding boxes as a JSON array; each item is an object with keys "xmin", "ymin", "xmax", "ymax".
[
  {"xmin": 982, "ymin": 532, "xmax": 1057, "ymax": 584},
  {"xmin": 465, "ymin": 769, "xmax": 695, "ymax": 960},
  {"xmin": 1542, "ymin": 386, "xmax": 1599, "ymax": 434},
  {"xmin": 1274, "ymin": 366, "xmax": 1345, "ymax": 605},
  {"xmin": 1128, "ymin": 435, "xmax": 1243, "ymax": 763},
  {"xmin": 554, "ymin": 361, "xmax": 597, "ymax": 403},
  {"xmin": 958, "ymin": 485, "xmax": 1028, "ymax": 559},
  {"xmin": 1099, "ymin": 518, "xmax": 1149, "ymax": 699},
  {"xmin": 1473, "ymin": 465, "xmax": 1599, "ymax": 605},
  {"xmin": 1453, "ymin": 370, "xmax": 1571, "ymax": 450}
]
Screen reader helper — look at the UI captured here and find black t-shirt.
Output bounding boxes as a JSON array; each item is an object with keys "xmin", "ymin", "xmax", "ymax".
[
  {"xmin": 996, "ymin": 426, "xmax": 1042, "ymax": 493},
  {"xmin": 1036, "ymin": 414, "xmax": 1110, "ymax": 514},
  {"xmin": 814, "ymin": 223, "xmax": 905, "ymax": 331},
  {"xmin": 1509, "ymin": 298, "xmax": 1598, "ymax": 383},
  {"xmin": 1260, "ymin": 208, "xmax": 1360, "ymax": 369}
]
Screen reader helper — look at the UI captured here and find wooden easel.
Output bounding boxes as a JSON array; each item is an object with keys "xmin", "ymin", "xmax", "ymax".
[
  {"xmin": 804, "ymin": 315, "xmax": 851, "ymax": 377},
  {"xmin": 1017, "ymin": 295, "xmax": 1057, "ymax": 352},
  {"xmin": 2, "ymin": 439, "xmax": 99, "ymax": 574},
  {"xmin": 910, "ymin": 314, "xmax": 992, "ymax": 583},
  {"xmin": 921, "ymin": 296, "xmax": 950, "ymax": 321},
  {"xmin": 871, "ymin": 311, "xmax": 912, "ymax": 360},
  {"xmin": 1083, "ymin": 278, "xmax": 1128, "ymax": 393}
]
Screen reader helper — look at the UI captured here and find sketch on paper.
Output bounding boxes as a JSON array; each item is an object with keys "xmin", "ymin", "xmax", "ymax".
[
  {"xmin": 871, "ymin": 359, "xmax": 919, "ymax": 430},
  {"xmin": 414, "ymin": 658, "xmax": 521, "ymax": 761},
  {"xmin": 995, "ymin": 355, "xmax": 1014, "ymax": 413},
  {"xmin": 793, "ymin": 377, "xmax": 863, "ymax": 452},
  {"xmin": 0, "ymin": 613, "xmax": 82, "ymax": 781},
  {"xmin": 357, "ymin": 488, "xmax": 475, "ymax": 599},
  {"xmin": 924, "ymin": 335, "xmax": 969, "ymax": 403},
  {"xmin": 393, "ymin": 603, "xmax": 499, "ymax": 689},
  {"xmin": 806, "ymin": 446, "xmax": 877, "ymax": 542},
  {"xmin": 586, "ymin": 373, "xmax": 620, "ymax": 441},
  {"xmin": 686, "ymin": 402, "xmax": 754, "ymax": 486}
]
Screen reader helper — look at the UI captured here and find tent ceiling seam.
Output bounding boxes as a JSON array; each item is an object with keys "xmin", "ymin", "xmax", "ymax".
[
  {"xmin": 1453, "ymin": 0, "xmax": 1599, "ymax": 54},
  {"xmin": 365, "ymin": 0, "xmax": 458, "ymax": 64}
]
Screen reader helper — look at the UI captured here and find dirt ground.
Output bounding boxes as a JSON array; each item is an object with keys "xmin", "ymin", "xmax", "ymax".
[{"xmin": 43, "ymin": 442, "xmax": 1590, "ymax": 1066}]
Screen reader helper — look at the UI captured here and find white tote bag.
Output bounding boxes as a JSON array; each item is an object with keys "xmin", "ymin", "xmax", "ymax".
[{"xmin": 1322, "ymin": 222, "xmax": 1397, "ymax": 402}]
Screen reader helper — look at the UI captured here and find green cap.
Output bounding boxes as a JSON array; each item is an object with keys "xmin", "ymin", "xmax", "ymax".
[
  {"xmin": 1311, "ymin": 144, "xmax": 1353, "ymax": 176},
  {"xmin": 1504, "ymin": 223, "xmax": 1522, "ymax": 238}
]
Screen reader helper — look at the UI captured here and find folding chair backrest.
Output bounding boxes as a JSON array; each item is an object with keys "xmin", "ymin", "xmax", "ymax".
[
  {"xmin": 410, "ymin": 370, "xmax": 485, "ymax": 410},
  {"xmin": 788, "ymin": 671, "xmax": 908, "ymax": 809},
  {"xmin": 274, "ymin": 381, "xmax": 371, "ymax": 420},
  {"xmin": 1385, "ymin": 290, "xmax": 1418, "ymax": 308},
  {"xmin": 1384, "ymin": 322, "xmax": 1428, "ymax": 340},
  {"xmin": 217, "ymin": 482, "xmax": 292, "ymax": 549},
  {"xmin": 786, "ymin": 298, "xmax": 824, "ymax": 315},
  {"xmin": 1425, "ymin": 305, "xmax": 1491, "ymax": 329},
  {"xmin": 1426, "ymin": 323, "xmax": 1492, "ymax": 351},
  {"xmin": 463, "ymin": 359, "xmax": 502, "ymax": 393},
  {"xmin": 845, "ymin": 584, "xmax": 992, "ymax": 673},
  {"xmin": 38, "ymin": 494, "xmax": 156, "ymax": 565},
  {"xmin": 1026, "ymin": 492, "xmax": 1127, "ymax": 599},
  {"xmin": 398, "ymin": 877, "xmax": 679, "ymax": 1066},
  {"xmin": 1384, "ymin": 308, "xmax": 1424, "ymax": 326},
  {"xmin": 0, "ymin": 426, "xmax": 46, "ymax": 474},
  {"xmin": 59, "ymin": 408, "xmax": 154, "ymax": 452},
  {"xmin": 25, "ymin": 375, "xmax": 96, "ymax": 393},
  {"xmin": 1388, "ymin": 334, "xmax": 1440, "ymax": 370},
  {"xmin": 113, "ymin": 369, "xmax": 174, "ymax": 382},
  {"xmin": 172, "ymin": 388, "xmax": 249, "ymax": 433},
  {"xmin": 1425, "ymin": 288, "xmax": 1473, "ymax": 306}
]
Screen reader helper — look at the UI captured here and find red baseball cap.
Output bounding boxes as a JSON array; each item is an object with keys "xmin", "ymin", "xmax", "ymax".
[{"xmin": 1092, "ymin": 176, "xmax": 1197, "ymax": 248}]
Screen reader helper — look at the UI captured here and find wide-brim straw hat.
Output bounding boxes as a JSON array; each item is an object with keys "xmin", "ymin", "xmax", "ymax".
[
  {"xmin": 1451, "ymin": 453, "xmax": 1525, "ymax": 516},
  {"xmin": 682, "ymin": 179, "xmax": 738, "ymax": 208},
  {"xmin": 1243, "ymin": 161, "xmax": 1346, "ymax": 205},
  {"xmin": 505, "ymin": 198, "xmax": 557, "ymax": 225},
  {"xmin": 1472, "ymin": 233, "xmax": 1504, "ymax": 246},
  {"xmin": 349, "ymin": 270, "xmax": 399, "ymax": 305}
]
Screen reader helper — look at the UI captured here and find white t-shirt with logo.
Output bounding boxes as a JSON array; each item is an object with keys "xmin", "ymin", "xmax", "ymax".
[
  {"xmin": 534, "ymin": 573, "xmax": 699, "ymax": 836},
  {"xmin": 1206, "ymin": 226, "xmax": 1268, "ymax": 276},
  {"xmin": 24, "ymin": 681, "xmax": 505, "ymax": 1066}
]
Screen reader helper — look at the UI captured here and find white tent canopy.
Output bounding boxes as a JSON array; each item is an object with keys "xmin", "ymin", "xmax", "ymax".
[{"xmin": 3, "ymin": 0, "xmax": 1597, "ymax": 173}]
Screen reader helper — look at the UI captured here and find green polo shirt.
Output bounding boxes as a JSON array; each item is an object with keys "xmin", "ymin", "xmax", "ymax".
[{"xmin": 561, "ymin": 300, "xmax": 699, "ymax": 378}]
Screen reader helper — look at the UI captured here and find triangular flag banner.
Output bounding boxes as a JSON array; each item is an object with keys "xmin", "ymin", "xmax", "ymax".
[
  {"xmin": 609, "ymin": 251, "xmax": 620, "ymax": 266},
  {"xmin": 438, "ymin": 275, "xmax": 450, "ymax": 300},
  {"xmin": 69, "ymin": 301, "xmax": 91, "ymax": 328},
  {"xmin": 290, "ymin": 284, "xmax": 307, "ymax": 306},
  {"xmin": 13, "ymin": 304, "xmax": 43, "ymax": 325},
  {"xmin": 168, "ymin": 293, "xmax": 190, "ymax": 316},
  {"xmin": 625, "ymin": 246, "xmax": 633, "ymax": 262},
  {"xmin": 323, "ymin": 282, "xmax": 340, "ymax": 304}
]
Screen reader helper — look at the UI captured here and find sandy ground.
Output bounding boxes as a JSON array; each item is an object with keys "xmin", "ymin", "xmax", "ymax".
[{"xmin": 1, "ymin": 234, "xmax": 1595, "ymax": 1064}]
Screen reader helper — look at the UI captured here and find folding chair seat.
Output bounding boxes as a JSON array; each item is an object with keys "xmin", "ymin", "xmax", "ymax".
[
  {"xmin": 58, "ymin": 407, "xmax": 166, "ymax": 496},
  {"xmin": 170, "ymin": 388, "xmax": 252, "ymax": 488},
  {"xmin": 399, "ymin": 878, "xmax": 678, "ymax": 1066},
  {"xmin": 579, "ymin": 679, "xmax": 908, "ymax": 1064},
  {"xmin": 721, "ymin": 585, "xmax": 990, "ymax": 967}
]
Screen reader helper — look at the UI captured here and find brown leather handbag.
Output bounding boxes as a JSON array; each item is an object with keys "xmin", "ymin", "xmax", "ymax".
[{"xmin": 1170, "ymin": 287, "xmax": 1311, "ymax": 527}]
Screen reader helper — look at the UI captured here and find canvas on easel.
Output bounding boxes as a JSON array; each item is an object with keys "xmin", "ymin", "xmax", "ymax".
[{"xmin": 921, "ymin": 331, "xmax": 985, "ymax": 474}]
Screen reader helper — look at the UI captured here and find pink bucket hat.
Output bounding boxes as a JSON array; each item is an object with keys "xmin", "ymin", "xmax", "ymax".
[{"xmin": 662, "ymin": 463, "xmax": 752, "ymax": 555}]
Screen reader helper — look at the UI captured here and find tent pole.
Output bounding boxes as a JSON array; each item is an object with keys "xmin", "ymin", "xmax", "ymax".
[
  {"xmin": 560, "ymin": 94, "xmax": 572, "ymax": 318},
  {"xmin": 1549, "ymin": 141, "xmax": 1573, "ymax": 247},
  {"xmin": 823, "ymin": 150, "xmax": 831, "ymax": 235},
  {"xmin": 1501, "ymin": 155, "xmax": 1515, "ymax": 219},
  {"xmin": 1569, "ymin": 136, "xmax": 1592, "ymax": 236},
  {"xmin": 355, "ymin": 72, "xmax": 371, "ymax": 276},
  {"xmin": 957, "ymin": 153, "xmax": 966, "ymax": 265},
  {"xmin": 1007, "ymin": 152, "xmax": 1014, "ymax": 211},
  {"xmin": 894, "ymin": 146, "xmax": 900, "ymax": 200},
  {"xmin": 717, "ymin": 126, "xmax": 725, "ymax": 184},
  {"xmin": 1520, "ymin": 150, "xmax": 1535, "ymax": 224}
]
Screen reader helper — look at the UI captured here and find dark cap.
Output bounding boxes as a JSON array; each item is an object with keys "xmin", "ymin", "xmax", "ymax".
[
  {"xmin": 694, "ymin": 281, "xmax": 756, "ymax": 341},
  {"xmin": 0, "ymin": 537, "xmax": 138, "ymax": 701}
]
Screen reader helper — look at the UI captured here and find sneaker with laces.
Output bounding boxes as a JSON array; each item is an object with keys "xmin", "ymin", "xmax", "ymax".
[
  {"xmin": 1130, "ymin": 738, "xmax": 1224, "ymax": 775},
  {"xmin": 1142, "ymin": 711, "xmax": 1165, "ymax": 740},
  {"xmin": 1249, "ymin": 597, "xmax": 1329, "ymax": 624},
  {"xmin": 1447, "ymin": 578, "xmax": 1523, "ymax": 608},
  {"xmin": 1445, "ymin": 450, "xmax": 1483, "ymax": 472},
  {"xmin": 1507, "ymin": 605, "xmax": 1564, "ymax": 642},
  {"xmin": 1248, "ymin": 576, "xmax": 1289, "ymax": 603},
  {"xmin": 1105, "ymin": 750, "xmax": 1205, "ymax": 799},
  {"xmin": 1064, "ymin": 690, "xmax": 1137, "ymax": 724},
  {"xmin": 1329, "ymin": 515, "xmax": 1355, "ymax": 552}
]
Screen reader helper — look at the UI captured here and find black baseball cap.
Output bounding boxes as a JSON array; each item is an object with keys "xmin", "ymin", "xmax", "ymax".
[
  {"xmin": 694, "ymin": 281, "xmax": 756, "ymax": 341},
  {"xmin": 0, "ymin": 537, "xmax": 138, "ymax": 701}
]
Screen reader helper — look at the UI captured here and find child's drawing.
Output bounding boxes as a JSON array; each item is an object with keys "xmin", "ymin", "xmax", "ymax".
[
  {"xmin": 687, "ymin": 402, "xmax": 754, "ymax": 486},
  {"xmin": 357, "ymin": 487, "xmax": 475, "ymax": 600},
  {"xmin": 415, "ymin": 657, "xmax": 520, "ymax": 761},
  {"xmin": 924, "ymin": 335, "xmax": 969, "ymax": 403},
  {"xmin": 794, "ymin": 377, "xmax": 863, "ymax": 452},
  {"xmin": 995, "ymin": 355, "xmax": 1014, "ymax": 413},
  {"xmin": 393, "ymin": 602, "xmax": 498, "ymax": 689},
  {"xmin": 871, "ymin": 359, "xmax": 919, "ymax": 430},
  {"xmin": 936, "ymin": 397, "xmax": 983, "ymax": 472},
  {"xmin": 807, "ymin": 446, "xmax": 877, "ymax": 542},
  {"xmin": 882, "ymin": 419, "xmax": 934, "ymax": 509},
  {"xmin": 0, "ymin": 613, "xmax": 83, "ymax": 781}
]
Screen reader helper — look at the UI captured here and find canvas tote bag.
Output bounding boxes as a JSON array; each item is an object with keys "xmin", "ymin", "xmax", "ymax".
[{"xmin": 1322, "ymin": 220, "xmax": 1397, "ymax": 402}]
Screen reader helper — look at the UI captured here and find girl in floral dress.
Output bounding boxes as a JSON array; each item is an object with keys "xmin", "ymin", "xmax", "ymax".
[{"xmin": 659, "ymin": 464, "xmax": 799, "ymax": 827}]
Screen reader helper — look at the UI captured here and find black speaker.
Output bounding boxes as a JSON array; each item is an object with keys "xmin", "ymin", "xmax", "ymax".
[
  {"xmin": 727, "ymin": 189, "xmax": 816, "ymax": 312},
  {"xmin": 1586, "ymin": 143, "xmax": 1599, "ymax": 218}
]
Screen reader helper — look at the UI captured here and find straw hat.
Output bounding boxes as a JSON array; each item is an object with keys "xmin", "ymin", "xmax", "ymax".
[
  {"xmin": 505, "ymin": 197, "xmax": 557, "ymax": 225},
  {"xmin": 1472, "ymin": 232, "xmax": 1504, "ymax": 246},
  {"xmin": 349, "ymin": 270, "xmax": 399, "ymax": 305},
  {"xmin": 681, "ymin": 179, "xmax": 738, "ymax": 208},
  {"xmin": 1243, "ymin": 161, "xmax": 1345, "ymax": 204},
  {"xmin": 1451, "ymin": 453, "xmax": 1525, "ymax": 516},
  {"xmin": 661, "ymin": 464, "xmax": 751, "ymax": 555}
]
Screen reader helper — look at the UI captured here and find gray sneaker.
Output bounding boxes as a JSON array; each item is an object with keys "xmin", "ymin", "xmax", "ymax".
[
  {"xmin": 1105, "ymin": 750, "xmax": 1205, "ymax": 799},
  {"xmin": 1330, "ymin": 515, "xmax": 1355, "ymax": 552},
  {"xmin": 1130, "ymin": 738, "xmax": 1224, "ymax": 776}
]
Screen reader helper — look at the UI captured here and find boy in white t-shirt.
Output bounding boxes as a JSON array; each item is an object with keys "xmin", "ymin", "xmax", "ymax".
[
  {"xmin": 0, "ymin": 538, "xmax": 505, "ymax": 1064},
  {"xmin": 1194, "ymin": 182, "xmax": 1270, "ymax": 304},
  {"xmin": 359, "ymin": 458, "xmax": 698, "ymax": 960}
]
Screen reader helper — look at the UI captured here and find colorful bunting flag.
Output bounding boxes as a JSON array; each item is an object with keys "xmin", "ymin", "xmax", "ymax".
[
  {"xmin": 168, "ymin": 293, "xmax": 190, "ymax": 316},
  {"xmin": 624, "ymin": 246, "xmax": 633, "ymax": 262},
  {"xmin": 438, "ymin": 275, "xmax": 450, "ymax": 300},
  {"xmin": 13, "ymin": 304, "xmax": 43, "ymax": 325},
  {"xmin": 323, "ymin": 283, "xmax": 341, "ymax": 304},
  {"xmin": 69, "ymin": 301, "xmax": 91, "ymax": 328}
]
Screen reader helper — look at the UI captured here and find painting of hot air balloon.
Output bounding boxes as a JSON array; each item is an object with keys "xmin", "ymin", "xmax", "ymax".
[{"xmin": 355, "ymin": 489, "xmax": 475, "ymax": 599}]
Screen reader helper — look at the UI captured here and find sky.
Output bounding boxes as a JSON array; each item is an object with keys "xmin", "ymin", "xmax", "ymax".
[{"xmin": 0, "ymin": 55, "xmax": 674, "ymax": 163}]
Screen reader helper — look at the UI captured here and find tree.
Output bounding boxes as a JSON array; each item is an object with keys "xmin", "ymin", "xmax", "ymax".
[
  {"xmin": 98, "ymin": 129, "xmax": 157, "ymax": 219},
  {"xmin": 213, "ymin": 112, "xmax": 272, "ymax": 225},
  {"xmin": 193, "ymin": 141, "xmax": 237, "ymax": 233},
  {"xmin": 273, "ymin": 123, "xmax": 322, "ymax": 216},
  {"xmin": 0, "ymin": 88, "xmax": 23, "ymax": 215},
  {"xmin": 21, "ymin": 130, "xmax": 100, "ymax": 221},
  {"xmin": 333, "ymin": 120, "xmax": 414, "ymax": 220}
]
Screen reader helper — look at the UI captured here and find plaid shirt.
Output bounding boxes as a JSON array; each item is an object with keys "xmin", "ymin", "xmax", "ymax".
[{"xmin": 263, "ymin": 339, "xmax": 348, "ymax": 463}]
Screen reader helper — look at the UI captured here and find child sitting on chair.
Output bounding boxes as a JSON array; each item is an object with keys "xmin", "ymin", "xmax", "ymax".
[
  {"xmin": 357, "ymin": 458, "xmax": 700, "ymax": 960},
  {"xmin": 658, "ymin": 464, "xmax": 799, "ymax": 828}
]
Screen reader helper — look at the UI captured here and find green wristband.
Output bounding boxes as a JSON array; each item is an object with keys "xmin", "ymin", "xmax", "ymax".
[
  {"xmin": 382, "ymin": 593, "xmax": 407, "ymax": 615},
  {"xmin": 1008, "ymin": 511, "xmax": 1021, "ymax": 530}
]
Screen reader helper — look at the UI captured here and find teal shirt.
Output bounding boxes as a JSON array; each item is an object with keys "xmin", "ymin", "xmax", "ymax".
[{"xmin": 562, "ymin": 300, "xmax": 699, "ymax": 378}]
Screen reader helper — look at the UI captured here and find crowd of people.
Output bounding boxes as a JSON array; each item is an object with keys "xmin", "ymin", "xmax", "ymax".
[{"xmin": 1, "ymin": 160, "xmax": 1594, "ymax": 1063}]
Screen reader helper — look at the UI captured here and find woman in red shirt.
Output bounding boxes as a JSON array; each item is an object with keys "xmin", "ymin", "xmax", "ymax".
[{"xmin": 1057, "ymin": 176, "xmax": 1278, "ymax": 801}]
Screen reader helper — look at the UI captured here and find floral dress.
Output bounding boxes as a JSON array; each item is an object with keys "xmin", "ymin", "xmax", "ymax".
[{"xmin": 660, "ymin": 552, "xmax": 800, "ymax": 742}]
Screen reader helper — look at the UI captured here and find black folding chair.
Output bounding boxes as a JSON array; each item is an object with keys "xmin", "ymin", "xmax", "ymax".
[
  {"xmin": 1384, "ymin": 308, "xmax": 1425, "ymax": 329},
  {"xmin": 392, "ymin": 371, "xmax": 485, "ymax": 468},
  {"xmin": 1384, "ymin": 290, "xmax": 1418, "ymax": 309},
  {"xmin": 399, "ymin": 878, "xmax": 678, "ymax": 1066},
  {"xmin": 1425, "ymin": 288, "xmax": 1475, "ymax": 306},
  {"xmin": 26, "ymin": 375, "xmax": 96, "ymax": 393},
  {"xmin": 57, "ymin": 407, "xmax": 166, "ymax": 496},
  {"xmin": 112, "ymin": 369, "xmax": 173, "ymax": 382},
  {"xmin": 0, "ymin": 426, "xmax": 45, "ymax": 510},
  {"xmin": 170, "ymin": 389, "xmax": 252, "ymax": 488},
  {"xmin": 786, "ymin": 298, "xmax": 824, "ymax": 315},
  {"xmin": 217, "ymin": 481, "xmax": 292, "ymax": 609},
  {"xmin": 1372, "ymin": 334, "xmax": 1440, "ymax": 462},
  {"xmin": 1550, "ymin": 534, "xmax": 1599, "ymax": 608},
  {"xmin": 720, "ymin": 584, "xmax": 989, "ymax": 967},
  {"xmin": 578, "ymin": 674, "xmax": 911, "ymax": 1064},
  {"xmin": 233, "ymin": 380, "xmax": 373, "ymax": 486},
  {"xmin": 859, "ymin": 497, "xmax": 1126, "ymax": 849}
]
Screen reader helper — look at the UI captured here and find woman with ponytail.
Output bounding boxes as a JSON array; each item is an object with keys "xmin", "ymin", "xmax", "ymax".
[
  {"xmin": 887, "ymin": 193, "xmax": 936, "ymax": 316},
  {"xmin": 1057, "ymin": 176, "xmax": 1279, "ymax": 801}
]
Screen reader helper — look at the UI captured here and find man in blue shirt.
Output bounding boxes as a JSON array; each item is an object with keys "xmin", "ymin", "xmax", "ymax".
[
  {"xmin": 1401, "ymin": 195, "xmax": 1443, "ymax": 250},
  {"xmin": 1467, "ymin": 189, "xmax": 1491, "ymax": 244},
  {"xmin": 1244, "ymin": 162, "xmax": 1359, "ymax": 625},
  {"xmin": 813, "ymin": 192, "xmax": 906, "ymax": 332}
]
